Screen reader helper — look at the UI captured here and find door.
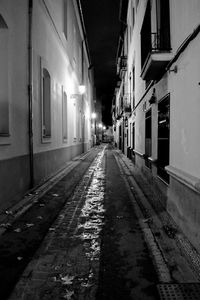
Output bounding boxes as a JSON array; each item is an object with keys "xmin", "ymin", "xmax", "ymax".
[{"xmin": 157, "ymin": 95, "xmax": 170, "ymax": 182}]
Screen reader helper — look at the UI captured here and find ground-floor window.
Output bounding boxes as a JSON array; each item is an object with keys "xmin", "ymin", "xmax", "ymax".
[
  {"xmin": 119, "ymin": 125, "xmax": 122, "ymax": 150},
  {"xmin": 157, "ymin": 95, "xmax": 170, "ymax": 183},
  {"xmin": 42, "ymin": 68, "xmax": 51, "ymax": 138},
  {"xmin": 73, "ymin": 102, "xmax": 77, "ymax": 141},
  {"xmin": 145, "ymin": 109, "xmax": 152, "ymax": 169},
  {"xmin": 0, "ymin": 15, "xmax": 9, "ymax": 136},
  {"xmin": 132, "ymin": 122, "xmax": 135, "ymax": 163},
  {"xmin": 62, "ymin": 90, "xmax": 68, "ymax": 142}
]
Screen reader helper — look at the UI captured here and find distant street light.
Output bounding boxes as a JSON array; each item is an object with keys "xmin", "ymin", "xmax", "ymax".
[
  {"xmin": 91, "ymin": 112, "xmax": 97, "ymax": 146},
  {"xmin": 91, "ymin": 112, "xmax": 96, "ymax": 119}
]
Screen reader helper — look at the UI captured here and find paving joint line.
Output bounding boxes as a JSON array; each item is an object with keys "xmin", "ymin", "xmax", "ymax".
[{"xmin": 114, "ymin": 152, "xmax": 172, "ymax": 283}]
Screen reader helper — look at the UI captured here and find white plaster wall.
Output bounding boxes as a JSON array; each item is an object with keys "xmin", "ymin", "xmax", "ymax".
[
  {"xmin": 170, "ymin": 0, "xmax": 200, "ymax": 53},
  {"xmin": 132, "ymin": 0, "xmax": 148, "ymax": 106},
  {"xmin": 32, "ymin": 0, "xmax": 92, "ymax": 154},
  {"xmin": 0, "ymin": 0, "xmax": 29, "ymax": 159},
  {"xmin": 169, "ymin": 35, "xmax": 200, "ymax": 178}
]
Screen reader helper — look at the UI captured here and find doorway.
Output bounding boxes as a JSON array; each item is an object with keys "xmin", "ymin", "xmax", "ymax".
[{"xmin": 157, "ymin": 95, "xmax": 170, "ymax": 183}]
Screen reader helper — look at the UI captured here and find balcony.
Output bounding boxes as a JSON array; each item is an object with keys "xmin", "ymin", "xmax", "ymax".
[
  {"xmin": 141, "ymin": 32, "xmax": 172, "ymax": 81},
  {"xmin": 117, "ymin": 56, "xmax": 127, "ymax": 78},
  {"xmin": 123, "ymin": 95, "xmax": 131, "ymax": 114},
  {"xmin": 124, "ymin": 104, "xmax": 131, "ymax": 113},
  {"xmin": 140, "ymin": 0, "xmax": 172, "ymax": 81}
]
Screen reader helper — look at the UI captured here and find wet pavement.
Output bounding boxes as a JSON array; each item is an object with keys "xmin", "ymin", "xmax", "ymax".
[
  {"xmin": 96, "ymin": 148, "xmax": 158, "ymax": 299},
  {"xmin": 0, "ymin": 144, "xmax": 200, "ymax": 299}
]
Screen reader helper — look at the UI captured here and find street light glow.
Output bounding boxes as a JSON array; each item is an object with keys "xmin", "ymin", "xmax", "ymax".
[
  {"xmin": 78, "ymin": 84, "xmax": 86, "ymax": 95},
  {"xmin": 91, "ymin": 112, "xmax": 96, "ymax": 119}
]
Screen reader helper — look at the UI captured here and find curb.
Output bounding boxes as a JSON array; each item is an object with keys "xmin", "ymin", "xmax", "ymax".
[{"xmin": 0, "ymin": 147, "xmax": 97, "ymax": 236}]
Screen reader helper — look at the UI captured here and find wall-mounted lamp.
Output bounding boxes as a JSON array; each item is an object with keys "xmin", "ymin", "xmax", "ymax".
[
  {"xmin": 169, "ymin": 65, "xmax": 178, "ymax": 73},
  {"xmin": 149, "ymin": 88, "xmax": 156, "ymax": 104},
  {"xmin": 78, "ymin": 84, "xmax": 86, "ymax": 95},
  {"xmin": 125, "ymin": 116, "xmax": 128, "ymax": 127},
  {"xmin": 91, "ymin": 112, "xmax": 96, "ymax": 119}
]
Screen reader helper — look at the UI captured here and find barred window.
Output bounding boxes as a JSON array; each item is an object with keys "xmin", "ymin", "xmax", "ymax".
[
  {"xmin": 0, "ymin": 15, "xmax": 9, "ymax": 136},
  {"xmin": 42, "ymin": 68, "xmax": 51, "ymax": 138}
]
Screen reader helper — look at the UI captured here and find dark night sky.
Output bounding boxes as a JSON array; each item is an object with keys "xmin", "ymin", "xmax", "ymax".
[{"xmin": 81, "ymin": 0, "xmax": 121, "ymax": 125}]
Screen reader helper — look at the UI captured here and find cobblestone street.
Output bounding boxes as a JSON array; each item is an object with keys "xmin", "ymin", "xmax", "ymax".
[{"xmin": 0, "ymin": 145, "xmax": 200, "ymax": 299}]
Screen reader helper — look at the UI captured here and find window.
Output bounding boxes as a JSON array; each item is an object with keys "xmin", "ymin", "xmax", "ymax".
[
  {"xmin": 73, "ymin": 102, "xmax": 77, "ymax": 141},
  {"xmin": 78, "ymin": 44, "xmax": 82, "ymax": 82},
  {"xmin": 141, "ymin": 0, "xmax": 171, "ymax": 70},
  {"xmin": 141, "ymin": 0, "xmax": 151, "ymax": 70},
  {"xmin": 0, "ymin": 15, "xmax": 9, "ymax": 136},
  {"xmin": 132, "ymin": 7, "xmax": 135, "ymax": 28},
  {"xmin": 42, "ymin": 68, "xmax": 51, "ymax": 138},
  {"xmin": 145, "ymin": 109, "xmax": 152, "ymax": 169},
  {"xmin": 62, "ymin": 90, "xmax": 68, "ymax": 141},
  {"xmin": 132, "ymin": 67, "xmax": 135, "ymax": 108},
  {"xmin": 157, "ymin": 95, "xmax": 170, "ymax": 182},
  {"xmin": 63, "ymin": 0, "xmax": 68, "ymax": 39},
  {"xmin": 79, "ymin": 110, "xmax": 82, "ymax": 141},
  {"xmin": 132, "ymin": 122, "xmax": 135, "ymax": 164},
  {"xmin": 155, "ymin": 0, "xmax": 171, "ymax": 50},
  {"xmin": 72, "ymin": 25, "xmax": 77, "ymax": 69}
]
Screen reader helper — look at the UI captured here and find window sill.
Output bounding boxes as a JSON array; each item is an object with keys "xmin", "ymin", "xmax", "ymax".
[
  {"xmin": 0, "ymin": 134, "xmax": 11, "ymax": 146},
  {"xmin": 133, "ymin": 149, "xmax": 144, "ymax": 157},
  {"xmin": 165, "ymin": 165, "xmax": 200, "ymax": 193},
  {"xmin": 42, "ymin": 135, "xmax": 51, "ymax": 144}
]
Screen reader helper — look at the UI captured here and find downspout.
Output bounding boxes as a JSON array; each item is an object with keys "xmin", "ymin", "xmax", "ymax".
[
  {"xmin": 77, "ymin": 0, "xmax": 93, "ymax": 151},
  {"xmin": 81, "ymin": 39, "xmax": 85, "ymax": 153},
  {"xmin": 28, "ymin": 0, "xmax": 34, "ymax": 188},
  {"xmin": 166, "ymin": 24, "xmax": 200, "ymax": 71}
]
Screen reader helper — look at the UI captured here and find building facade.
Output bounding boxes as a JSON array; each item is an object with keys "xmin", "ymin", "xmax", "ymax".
[
  {"xmin": 113, "ymin": 0, "xmax": 200, "ymax": 252},
  {"xmin": 0, "ymin": 0, "xmax": 95, "ymax": 211}
]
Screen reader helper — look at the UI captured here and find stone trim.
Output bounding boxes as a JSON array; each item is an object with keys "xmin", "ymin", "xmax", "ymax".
[
  {"xmin": 165, "ymin": 165, "xmax": 200, "ymax": 194},
  {"xmin": 133, "ymin": 149, "xmax": 144, "ymax": 157}
]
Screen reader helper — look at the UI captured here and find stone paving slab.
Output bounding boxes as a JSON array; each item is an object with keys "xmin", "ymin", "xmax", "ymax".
[
  {"xmin": 0, "ymin": 147, "xmax": 103, "ymax": 300},
  {"xmin": 9, "ymin": 147, "xmax": 107, "ymax": 300},
  {"xmin": 5, "ymin": 146, "xmax": 200, "ymax": 300},
  {"xmin": 115, "ymin": 150, "xmax": 200, "ymax": 283}
]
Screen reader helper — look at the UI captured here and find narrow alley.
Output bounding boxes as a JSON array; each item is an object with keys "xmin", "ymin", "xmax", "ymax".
[
  {"xmin": 1, "ymin": 1, "xmax": 200, "ymax": 299},
  {"xmin": 0, "ymin": 145, "xmax": 199, "ymax": 299}
]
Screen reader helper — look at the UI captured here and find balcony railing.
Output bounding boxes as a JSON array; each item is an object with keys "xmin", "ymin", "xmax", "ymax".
[
  {"xmin": 120, "ymin": 56, "xmax": 127, "ymax": 71},
  {"xmin": 151, "ymin": 32, "xmax": 171, "ymax": 52},
  {"xmin": 117, "ymin": 56, "xmax": 127, "ymax": 78},
  {"xmin": 123, "ymin": 95, "xmax": 131, "ymax": 113},
  {"xmin": 141, "ymin": 31, "xmax": 172, "ymax": 80},
  {"xmin": 124, "ymin": 105, "xmax": 131, "ymax": 113}
]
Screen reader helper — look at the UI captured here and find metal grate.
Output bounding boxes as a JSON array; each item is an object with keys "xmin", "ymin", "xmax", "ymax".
[{"xmin": 157, "ymin": 283, "xmax": 200, "ymax": 300}]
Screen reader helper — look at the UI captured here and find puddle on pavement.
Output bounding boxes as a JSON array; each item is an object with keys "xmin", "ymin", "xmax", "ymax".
[
  {"xmin": 66, "ymin": 148, "xmax": 106, "ymax": 294},
  {"xmin": 75, "ymin": 149, "xmax": 105, "ymax": 260}
]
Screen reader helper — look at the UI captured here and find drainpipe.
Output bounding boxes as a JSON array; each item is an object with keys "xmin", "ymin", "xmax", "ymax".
[
  {"xmin": 28, "ymin": 0, "xmax": 34, "ymax": 188},
  {"xmin": 81, "ymin": 39, "xmax": 85, "ymax": 153},
  {"xmin": 77, "ymin": 0, "xmax": 92, "ymax": 153}
]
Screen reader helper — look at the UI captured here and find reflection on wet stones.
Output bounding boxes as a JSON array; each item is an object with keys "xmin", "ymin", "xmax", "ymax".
[{"xmin": 74, "ymin": 149, "xmax": 105, "ymax": 264}]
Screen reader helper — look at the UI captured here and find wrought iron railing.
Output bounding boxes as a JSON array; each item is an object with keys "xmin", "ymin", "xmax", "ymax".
[
  {"xmin": 151, "ymin": 31, "xmax": 171, "ymax": 52},
  {"xmin": 120, "ymin": 56, "xmax": 127, "ymax": 71}
]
